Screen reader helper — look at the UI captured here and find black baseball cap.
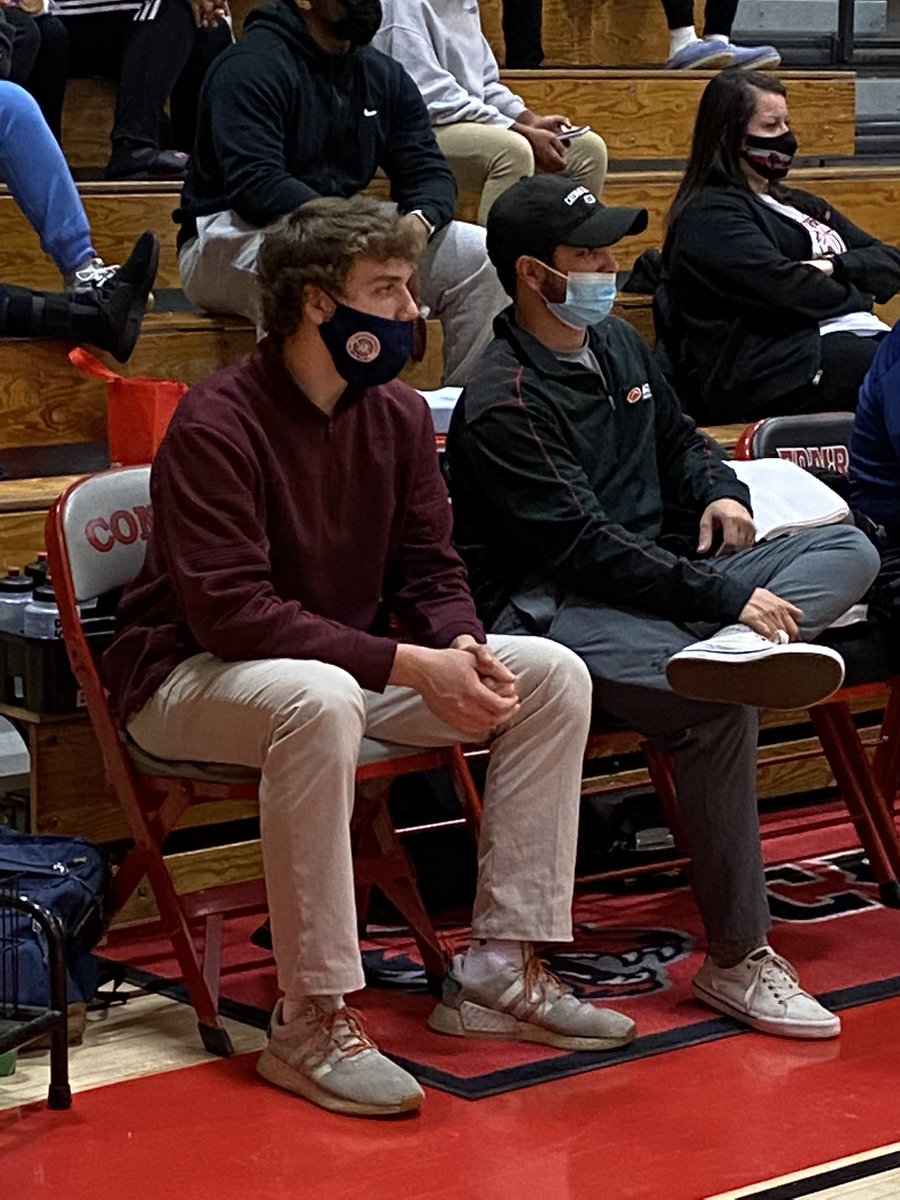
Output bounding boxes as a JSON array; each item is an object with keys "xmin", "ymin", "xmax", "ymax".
[{"xmin": 486, "ymin": 175, "xmax": 648, "ymax": 289}]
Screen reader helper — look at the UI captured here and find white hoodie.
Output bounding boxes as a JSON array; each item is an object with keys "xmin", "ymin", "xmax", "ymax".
[{"xmin": 373, "ymin": 0, "xmax": 526, "ymax": 128}]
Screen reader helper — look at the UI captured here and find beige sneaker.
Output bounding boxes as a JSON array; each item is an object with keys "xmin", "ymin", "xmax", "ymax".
[
  {"xmin": 428, "ymin": 952, "xmax": 636, "ymax": 1051},
  {"xmin": 257, "ymin": 999, "xmax": 424, "ymax": 1116}
]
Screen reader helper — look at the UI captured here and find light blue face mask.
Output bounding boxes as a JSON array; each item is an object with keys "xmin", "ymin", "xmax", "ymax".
[{"xmin": 543, "ymin": 266, "xmax": 618, "ymax": 329}]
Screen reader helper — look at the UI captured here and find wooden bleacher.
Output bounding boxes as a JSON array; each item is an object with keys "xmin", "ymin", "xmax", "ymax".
[{"xmin": 1, "ymin": 0, "xmax": 897, "ymax": 904}]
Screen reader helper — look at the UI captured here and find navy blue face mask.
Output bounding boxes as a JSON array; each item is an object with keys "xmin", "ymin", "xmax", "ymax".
[{"xmin": 319, "ymin": 300, "xmax": 414, "ymax": 388}]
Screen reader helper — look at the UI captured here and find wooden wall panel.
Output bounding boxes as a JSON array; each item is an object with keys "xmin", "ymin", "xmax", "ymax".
[
  {"xmin": 479, "ymin": 0, "xmax": 669, "ymax": 67},
  {"xmin": 115, "ymin": 840, "xmax": 264, "ymax": 925},
  {"xmin": 0, "ymin": 320, "xmax": 255, "ymax": 452},
  {"xmin": 506, "ymin": 71, "xmax": 855, "ymax": 160},
  {"xmin": 61, "ymin": 78, "xmax": 116, "ymax": 171},
  {"xmin": 0, "ymin": 510, "xmax": 52, "ymax": 567}
]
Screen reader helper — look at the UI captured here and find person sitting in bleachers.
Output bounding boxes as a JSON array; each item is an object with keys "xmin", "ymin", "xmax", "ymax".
[
  {"xmin": 661, "ymin": 0, "xmax": 780, "ymax": 70},
  {"xmin": 372, "ymin": 0, "xmax": 606, "ymax": 226},
  {"xmin": 1, "ymin": 3, "xmax": 68, "ymax": 141},
  {"xmin": 52, "ymin": 0, "xmax": 232, "ymax": 181},
  {"xmin": 0, "ymin": 227, "xmax": 157, "ymax": 362},
  {"xmin": 660, "ymin": 69, "xmax": 900, "ymax": 424},
  {"xmin": 851, "ymin": 324, "xmax": 900, "ymax": 542},
  {"xmin": 443, "ymin": 173, "xmax": 882, "ymax": 1040},
  {"xmin": 0, "ymin": 80, "xmax": 138, "ymax": 295},
  {"xmin": 177, "ymin": 0, "xmax": 507, "ymax": 386},
  {"xmin": 850, "ymin": 325, "xmax": 900, "ymax": 626},
  {"xmin": 104, "ymin": 194, "xmax": 635, "ymax": 1118}
]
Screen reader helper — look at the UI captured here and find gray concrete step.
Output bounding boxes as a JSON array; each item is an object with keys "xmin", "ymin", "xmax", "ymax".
[
  {"xmin": 858, "ymin": 75, "xmax": 900, "ymax": 118},
  {"xmin": 733, "ymin": 0, "xmax": 887, "ymax": 36}
]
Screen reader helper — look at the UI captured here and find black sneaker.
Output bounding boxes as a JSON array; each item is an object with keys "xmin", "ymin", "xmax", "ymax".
[
  {"xmin": 105, "ymin": 147, "xmax": 189, "ymax": 182},
  {"xmin": 94, "ymin": 231, "xmax": 160, "ymax": 363}
]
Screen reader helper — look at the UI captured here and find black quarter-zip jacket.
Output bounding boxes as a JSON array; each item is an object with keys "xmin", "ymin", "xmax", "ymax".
[
  {"xmin": 444, "ymin": 310, "xmax": 755, "ymax": 629},
  {"xmin": 177, "ymin": 0, "xmax": 457, "ymax": 245}
]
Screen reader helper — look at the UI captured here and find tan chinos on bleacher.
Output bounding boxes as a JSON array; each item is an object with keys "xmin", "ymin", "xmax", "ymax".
[{"xmin": 434, "ymin": 124, "xmax": 609, "ymax": 225}]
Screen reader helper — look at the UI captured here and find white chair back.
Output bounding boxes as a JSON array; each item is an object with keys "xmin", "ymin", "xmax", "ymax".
[{"xmin": 58, "ymin": 466, "xmax": 152, "ymax": 603}]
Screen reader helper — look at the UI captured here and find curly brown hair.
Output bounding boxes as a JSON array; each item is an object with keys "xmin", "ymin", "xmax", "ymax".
[{"xmin": 256, "ymin": 196, "xmax": 424, "ymax": 339}]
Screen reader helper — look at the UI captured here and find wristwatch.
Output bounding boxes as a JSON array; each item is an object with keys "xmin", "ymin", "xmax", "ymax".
[{"xmin": 407, "ymin": 209, "xmax": 436, "ymax": 240}]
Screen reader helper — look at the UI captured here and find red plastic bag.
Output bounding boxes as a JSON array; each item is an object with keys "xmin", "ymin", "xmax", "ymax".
[{"xmin": 69, "ymin": 347, "xmax": 188, "ymax": 466}]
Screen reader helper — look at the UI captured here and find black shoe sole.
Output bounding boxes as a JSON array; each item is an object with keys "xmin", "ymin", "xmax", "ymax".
[{"xmin": 99, "ymin": 231, "xmax": 160, "ymax": 363}]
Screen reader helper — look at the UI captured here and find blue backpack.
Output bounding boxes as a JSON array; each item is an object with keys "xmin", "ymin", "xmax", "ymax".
[{"xmin": 0, "ymin": 829, "xmax": 110, "ymax": 1008}]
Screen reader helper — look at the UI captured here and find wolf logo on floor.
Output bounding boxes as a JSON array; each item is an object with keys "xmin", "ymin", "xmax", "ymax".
[{"xmin": 544, "ymin": 926, "xmax": 693, "ymax": 1000}]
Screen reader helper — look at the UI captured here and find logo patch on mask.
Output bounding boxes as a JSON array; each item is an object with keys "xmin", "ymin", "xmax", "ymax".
[
  {"xmin": 626, "ymin": 383, "xmax": 653, "ymax": 405},
  {"xmin": 346, "ymin": 332, "xmax": 381, "ymax": 363}
]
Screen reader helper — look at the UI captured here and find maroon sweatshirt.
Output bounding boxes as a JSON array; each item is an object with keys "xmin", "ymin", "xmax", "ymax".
[{"xmin": 103, "ymin": 340, "xmax": 485, "ymax": 722}]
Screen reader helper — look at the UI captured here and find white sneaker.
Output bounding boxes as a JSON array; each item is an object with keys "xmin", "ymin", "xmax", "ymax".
[
  {"xmin": 65, "ymin": 256, "xmax": 120, "ymax": 296},
  {"xmin": 428, "ymin": 952, "xmax": 636, "ymax": 1050},
  {"xmin": 666, "ymin": 623, "xmax": 844, "ymax": 708},
  {"xmin": 693, "ymin": 946, "xmax": 841, "ymax": 1039}
]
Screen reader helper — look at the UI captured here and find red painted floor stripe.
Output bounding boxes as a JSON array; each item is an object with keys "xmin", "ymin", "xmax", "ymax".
[{"xmin": 4, "ymin": 994, "xmax": 900, "ymax": 1200}]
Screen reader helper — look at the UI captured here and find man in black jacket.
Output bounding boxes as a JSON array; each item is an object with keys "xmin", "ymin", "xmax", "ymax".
[
  {"xmin": 444, "ymin": 175, "xmax": 882, "ymax": 1041},
  {"xmin": 176, "ymin": 0, "xmax": 507, "ymax": 386}
]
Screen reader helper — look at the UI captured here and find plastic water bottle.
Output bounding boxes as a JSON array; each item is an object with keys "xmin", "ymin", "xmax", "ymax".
[
  {"xmin": 0, "ymin": 569, "xmax": 34, "ymax": 634},
  {"xmin": 24, "ymin": 552, "xmax": 49, "ymax": 587},
  {"xmin": 23, "ymin": 583, "xmax": 61, "ymax": 640}
]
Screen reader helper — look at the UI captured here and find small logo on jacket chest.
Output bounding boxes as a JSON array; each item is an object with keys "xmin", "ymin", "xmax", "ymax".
[{"xmin": 626, "ymin": 382, "xmax": 653, "ymax": 404}]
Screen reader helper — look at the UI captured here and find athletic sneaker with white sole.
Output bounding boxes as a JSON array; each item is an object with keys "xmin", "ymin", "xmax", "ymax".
[
  {"xmin": 257, "ymin": 999, "xmax": 424, "ymax": 1116},
  {"xmin": 428, "ymin": 952, "xmax": 636, "ymax": 1050},
  {"xmin": 727, "ymin": 42, "xmax": 782, "ymax": 69},
  {"xmin": 666, "ymin": 40, "xmax": 735, "ymax": 69},
  {"xmin": 693, "ymin": 946, "xmax": 841, "ymax": 1039},
  {"xmin": 665, "ymin": 623, "xmax": 845, "ymax": 709}
]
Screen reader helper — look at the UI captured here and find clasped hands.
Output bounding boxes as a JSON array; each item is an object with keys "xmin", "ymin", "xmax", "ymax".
[{"xmin": 390, "ymin": 635, "xmax": 519, "ymax": 735}]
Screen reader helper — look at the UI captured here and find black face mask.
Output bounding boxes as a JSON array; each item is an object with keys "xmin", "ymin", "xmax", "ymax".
[
  {"xmin": 328, "ymin": 0, "xmax": 382, "ymax": 45},
  {"xmin": 741, "ymin": 130, "xmax": 798, "ymax": 182}
]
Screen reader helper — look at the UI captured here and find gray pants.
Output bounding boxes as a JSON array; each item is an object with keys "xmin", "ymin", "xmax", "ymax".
[
  {"xmin": 509, "ymin": 525, "xmax": 882, "ymax": 953},
  {"xmin": 178, "ymin": 209, "xmax": 508, "ymax": 387}
]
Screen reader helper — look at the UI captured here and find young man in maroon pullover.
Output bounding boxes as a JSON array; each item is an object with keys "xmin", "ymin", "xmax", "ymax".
[{"xmin": 103, "ymin": 196, "xmax": 634, "ymax": 1118}]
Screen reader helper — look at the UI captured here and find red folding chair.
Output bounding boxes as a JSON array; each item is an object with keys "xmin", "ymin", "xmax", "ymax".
[
  {"xmin": 45, "ymin": 466, "xmax": 483, "ymax": 1055},
  {"xmin": 734, "ymin": 413, "xmax": 900, "ymax": 905}
]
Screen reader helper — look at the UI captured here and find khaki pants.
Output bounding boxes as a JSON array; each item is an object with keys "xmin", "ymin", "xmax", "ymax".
[
  {"xmin": 434, "ymin": 124, "xmax": 608, "ymax": 225},
  {"xmin": 127, "ymin": 635, "xmax": 592, "ymax": 999}
]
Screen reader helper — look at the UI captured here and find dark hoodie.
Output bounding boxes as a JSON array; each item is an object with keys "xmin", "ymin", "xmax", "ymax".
[
  {"xmin": 177, "ymin": 0, "xmax": 456, "ymax": 246},
  {"xmin": 444, "ymin": 310, "xmax": 754, "ymax": 630}
]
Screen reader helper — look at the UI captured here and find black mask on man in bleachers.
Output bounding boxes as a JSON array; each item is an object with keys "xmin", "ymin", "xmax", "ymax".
[{"xmin": 328, "ymin": 0, "xmax": 382, "ymax": 45}]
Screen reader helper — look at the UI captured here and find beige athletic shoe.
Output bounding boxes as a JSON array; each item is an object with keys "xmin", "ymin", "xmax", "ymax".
[
  {"xmin": 693, "ymin": 946, "xmax": 841, "ymax": 1039},
  {"xmin": 666, "ymin": 623, "xmax": 845, "ymax": 709},
  {"xmin": 428, "ymin": 952, "xmax": 636, "ymax": 1051},
  {"xmin": 257, "ymin": 999, "xmax": 424, "ymax": 1116}
]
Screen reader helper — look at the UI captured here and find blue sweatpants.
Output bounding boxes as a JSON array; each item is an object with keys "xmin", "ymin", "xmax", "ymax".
[{"xmin": 0, "ymin": 81, "xmax": 95, "ymax": 277}]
